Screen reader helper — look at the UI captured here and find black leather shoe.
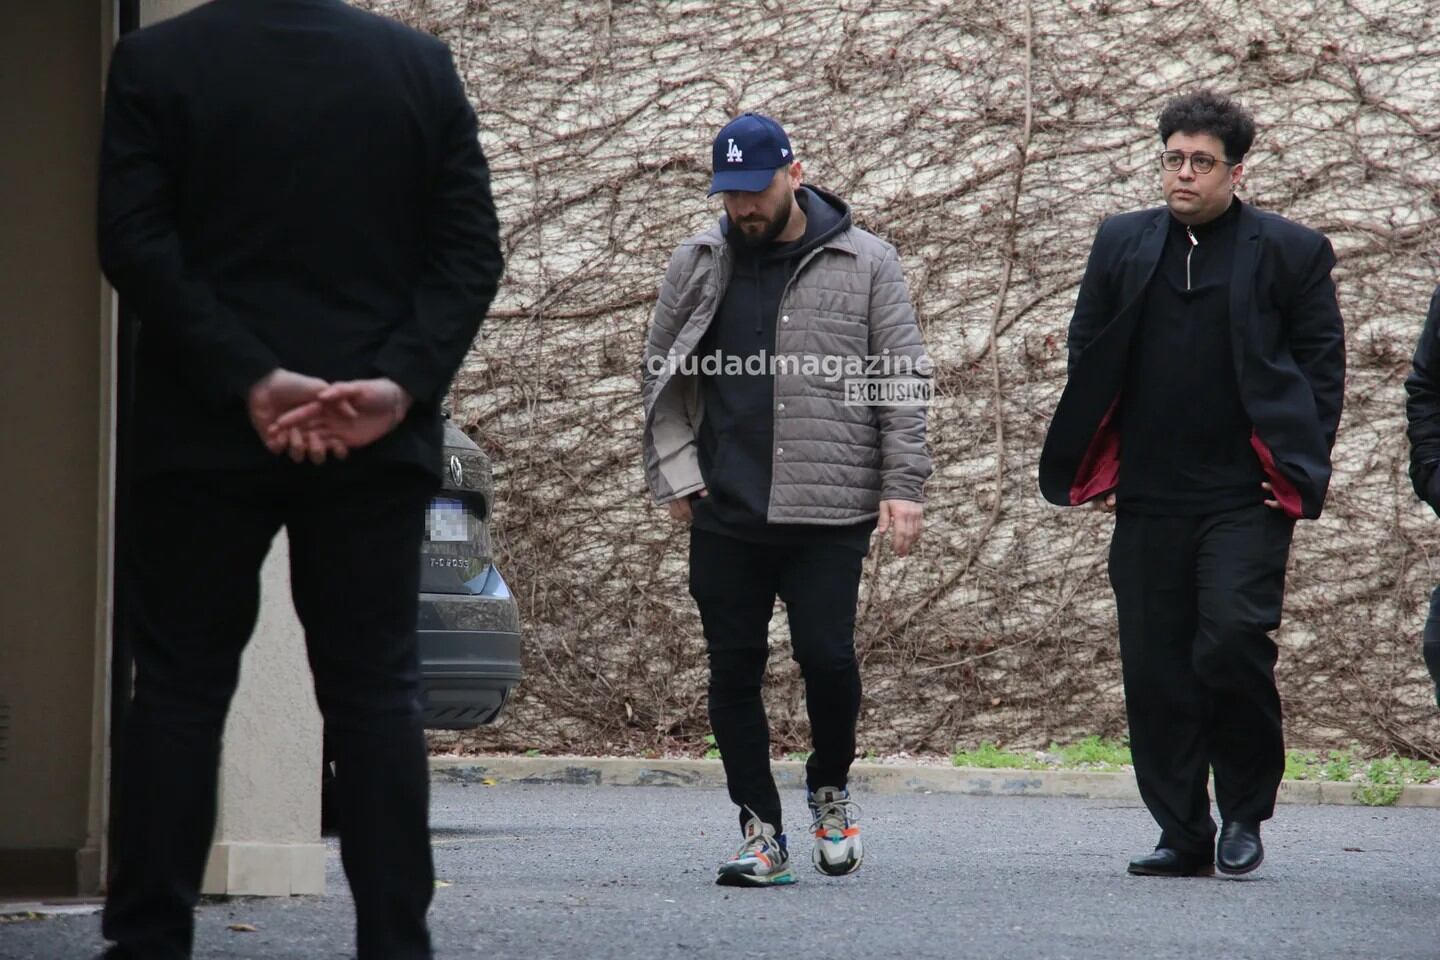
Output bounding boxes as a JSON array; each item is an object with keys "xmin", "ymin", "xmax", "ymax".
[
  {"xmin": 1127, "ymin": 847, "xmax": 1215, "ymax": 877},
  {"xmin": 1217, "ymin": 820, "xmax": 1264, "ymax": 876}
]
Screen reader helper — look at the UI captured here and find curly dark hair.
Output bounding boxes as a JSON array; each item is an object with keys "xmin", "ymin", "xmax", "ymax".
[{"xmin": 1157, "ymin": 90, "xmax": 1256, "ymax": 161}]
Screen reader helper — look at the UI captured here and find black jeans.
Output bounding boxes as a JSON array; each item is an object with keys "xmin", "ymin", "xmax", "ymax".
[
  {"xmin": 688, "ymin": 527, "xmax": 865, "ymax": 835},
  {"xmin": 1108, "ymin": 504, "xmax": 1294, "ymax": 857},
  {"xmin": 104, "ymin": 462, "xmax": 438, "ymax": 960}
]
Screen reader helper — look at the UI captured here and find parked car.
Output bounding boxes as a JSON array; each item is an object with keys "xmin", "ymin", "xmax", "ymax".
[
  {"xmin": 323, "ymin": 421, "xmax": 521, "ymax": 829},
  {"xmin": 416, "ymin": 420, "xmax": 523, "ymax": 728}
]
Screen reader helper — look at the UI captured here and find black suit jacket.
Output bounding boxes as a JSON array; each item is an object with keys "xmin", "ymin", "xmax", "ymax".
[
  {"xmin": 1404, "ymin": 286, "xmax": 1440, "ymax": 513},
  {"xmin": 99, "ymin": 0, "xmax": 502, "ymax": 477},
  {"xmin": 1038, "ymin": 201, "xmax": 1345, "ymax": 519}
]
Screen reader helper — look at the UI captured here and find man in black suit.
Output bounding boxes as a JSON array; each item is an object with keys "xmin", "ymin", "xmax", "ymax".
[
  {"xmin": 1404, "ymin": 287, "xmax": 1440, "ymax": 707},
  {"xmin": 1039, "ymin": 91, "xmax": 1344, "ymax": 878},
  {"xmin": 98, "ymin": 2, "xmax": 502, "ymax": 957}
]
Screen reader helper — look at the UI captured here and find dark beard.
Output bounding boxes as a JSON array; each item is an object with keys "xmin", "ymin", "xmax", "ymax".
[{"xmin": 727, "ymin": 196, "xmax": 793, "ymax": 249}]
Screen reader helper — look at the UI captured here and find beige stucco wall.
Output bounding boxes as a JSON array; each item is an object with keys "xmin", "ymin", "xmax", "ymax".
[
  {"xmin": 0, "ymin": 1, "xmax": 115, "ymax": 896},
  {"xmin": 140, "ymin": 0, "xmax": 207, "ymax": 27}
]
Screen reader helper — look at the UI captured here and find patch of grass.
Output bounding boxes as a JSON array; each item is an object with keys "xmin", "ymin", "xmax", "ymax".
[
  {"xmin": 951, "ymin": 742, "xmax": 1044, "ymax": 769},
  {"xmin": 1285, "ymin": 749, "xmax": 1438, "ymax": 805},
  {"xmin": 1050, "ymin": 735, "xmax": 1130, "ymax": 768},
  {"xmin": 1284, "ymin": 749, "xmax": 1321, "ymax": 781},
  {"xmin": 785, "ymin": 751, "xmax": 810, "ymax": 762},
  {"xmin": 1355, "ymin": 781, "xmax": 1405, "ymax": 806},
  {"xmin": 948, "ymin": 738, "xmax": 1440, "ymax": 803},
  {"xmin": 703, "ymin": 733, "xmax": 721, "ymax": 761},
  {"xmin": 1322, "ymin": 747, "xmax": 1359, "ymax": 782},
  {"xmin": 1353, "ymin": 756, "xmax": 1440, "ymax": 807},
  {"xmin": 1393, "ymin": 756, "xmax": 1440, "ymax": 783},
  {"xmin": 524, "ymin": 748, "xmax": 541, "ymax": 758}
]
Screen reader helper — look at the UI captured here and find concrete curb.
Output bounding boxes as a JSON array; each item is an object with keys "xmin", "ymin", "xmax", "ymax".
[
  {"xmin": 0, "ymin": 900, "xmax": 102, "ymax": 921},
  {"xmin": 430, "ymin": 755, "xmax": 1440, "ymax": 808}
]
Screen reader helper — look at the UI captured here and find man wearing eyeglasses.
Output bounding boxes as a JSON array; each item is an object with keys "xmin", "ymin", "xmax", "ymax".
[{"xmin": 1039, "ymin": 91, "xmax": 1345, "ymax": 878}]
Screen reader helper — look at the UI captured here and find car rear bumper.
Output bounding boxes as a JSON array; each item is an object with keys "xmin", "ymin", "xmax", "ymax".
[
  {"xmin": 417, "ymin": 579, "xmax": 522, "ymax": 730},
  {"xmin": 418, "ymin": 627, "xmax": 523, "ymax": 729}
]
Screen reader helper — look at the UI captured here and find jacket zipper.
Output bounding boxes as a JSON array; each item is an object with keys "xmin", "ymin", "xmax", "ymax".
[{"xmin": 1185, "ymin": 225, "xmax": 1198, "ymax": 290}]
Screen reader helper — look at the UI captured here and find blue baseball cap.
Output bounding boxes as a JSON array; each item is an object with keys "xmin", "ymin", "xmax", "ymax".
[{"xmin": 708, "ymin": 113, "xmax": 794, "ymax": 196}]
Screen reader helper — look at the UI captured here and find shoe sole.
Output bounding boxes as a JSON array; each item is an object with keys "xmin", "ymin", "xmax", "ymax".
[
  {"xmin": 813, "ymin": 852, "xmax": 862, "ymax": 876},
  {"xmin": 1127, "ymin": 864, "xmax": 1216, "ymax": 878},
  {"xmin": 815, "ymin": 861, "xmax": 861, "ymax": 876},
  {"xmin": 813, "ymin": 837, "xmax": 863, "ymax": 876},
  {"xmin": 1216, "ymin": 850, "xmax": 1264, "ymax": 877},
  {"xmin": 715, "ymin": 868, "xmax": 797, "ymax": 888}
]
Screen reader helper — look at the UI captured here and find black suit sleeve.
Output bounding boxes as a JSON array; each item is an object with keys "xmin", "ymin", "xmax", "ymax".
[
  {"xmin": 1065, "ymin": 218, "xmax": 1116, "ymax": 375},
  {"xmin": 1284, "ymin": 235, "xmax": 1345, "ymax": 452},
  {"xmin": 1405, "ymin": 287, "xmax": 1440, "ymax": 510},
  {"xmin": 98, "ymin": 37, "xmax": 280, "ymax": 402},
  {"xmin": 373, "ymin": 47, "xmax": 503, "ymax": 405}
]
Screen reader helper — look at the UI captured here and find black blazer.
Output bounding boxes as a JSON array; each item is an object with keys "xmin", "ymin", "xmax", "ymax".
[
  {"xmin": 1404, "ymin": 286, "xmax": 1440, "ymax": 512},
  {"xmin": 1038, "ymin": 201, "xmax": 1345, "ymax": 519},
  {"xmin": 99, "ymin": 0, "xmax": 502, "ymax": 477}
]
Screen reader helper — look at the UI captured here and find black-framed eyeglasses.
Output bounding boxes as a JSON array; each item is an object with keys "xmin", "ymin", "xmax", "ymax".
[{"xmin": 1159, "ymin": 150, "xmax": 1238, "ymax": 175}]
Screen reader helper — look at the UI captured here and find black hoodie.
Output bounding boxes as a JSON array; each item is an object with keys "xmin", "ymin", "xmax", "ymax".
[{"xmin": 690, "ymin": 185, "xmax": 875, "ymax": 551}]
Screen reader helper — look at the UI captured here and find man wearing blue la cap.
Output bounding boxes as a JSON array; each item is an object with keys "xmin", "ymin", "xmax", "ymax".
[{"xmin": 642, "ymin": 113, "xmax": 933, "ymax": 886}]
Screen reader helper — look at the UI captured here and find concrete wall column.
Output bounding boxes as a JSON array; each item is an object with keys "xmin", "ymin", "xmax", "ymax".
[
  {"xmin": 0, "ymin": 1, "xmax": 114, "ymax": 899},
  {"xmin": 201, "ymin": 533, "xmax": 326, "ymax": 897}
]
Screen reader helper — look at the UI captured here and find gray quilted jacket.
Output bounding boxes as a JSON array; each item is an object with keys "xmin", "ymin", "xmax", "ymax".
[{"xmin": 641, "ymin": 205, "xmax": 932, "ymax": 524}]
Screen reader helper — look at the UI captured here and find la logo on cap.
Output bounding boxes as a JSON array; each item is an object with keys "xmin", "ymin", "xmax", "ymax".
[{"xmin": 726, "ymin": 138, "xmax": 743, "ymax": 163}]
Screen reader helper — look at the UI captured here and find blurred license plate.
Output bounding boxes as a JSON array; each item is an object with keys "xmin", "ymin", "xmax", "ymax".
[{"xmin": 426, "ymin": 498, "xmax": 469, "ymax": 542}]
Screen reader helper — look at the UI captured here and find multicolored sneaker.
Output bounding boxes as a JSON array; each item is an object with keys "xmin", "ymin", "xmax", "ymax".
[
  {"xmin": 715, "ymin": 816, "xmax": 796, "ymax": 887},
  {"xmin": 808, "ymin": 786, "xmax": 863, "ymax": 876}
]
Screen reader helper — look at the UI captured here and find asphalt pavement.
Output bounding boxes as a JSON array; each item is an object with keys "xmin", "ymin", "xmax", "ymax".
[{"xmin": 3, "ymin": 781, "xmax": 1438, "ymax": 959}]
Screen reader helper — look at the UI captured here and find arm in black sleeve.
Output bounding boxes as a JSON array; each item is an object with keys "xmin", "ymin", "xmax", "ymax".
[
  {"xmin": 1405, "ymin": 287, "xmax": 1440, "ymax": 509},
  {"xmin": 1285, "ymin": 234, "xmax": 1346, "ymax": 452},
  {"xmin": 373, "ymin": 47, "xmax": 503, "ymax": 404},
  {"xmin": 97, "ymin": 37, "xmax": 279, "ymax": 402},
  {"xmin": 1065, "ymin": 218, "xmax": 1116, "ymax": 375}
]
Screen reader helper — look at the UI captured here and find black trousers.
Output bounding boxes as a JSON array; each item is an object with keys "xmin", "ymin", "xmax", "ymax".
[
  {"xmin": 1422, "ymin": 587, "xmax": 1440, "ymax": 705},
  {"xmin": 103, "ymin": 462, "xmax": 438, "ymax": 960},
  {"xmin": 1108, "ymin": 504, "xmax": 1294, "ymax": 856},
  {"xmin": 688, "ymin": 527, "xmax": 865, "ymax": 834}
]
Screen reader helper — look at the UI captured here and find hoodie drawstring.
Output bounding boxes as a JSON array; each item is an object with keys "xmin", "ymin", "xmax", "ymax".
[{"xmin": 753, "ymin": 257, "xmax": 763, "ymax": 335}]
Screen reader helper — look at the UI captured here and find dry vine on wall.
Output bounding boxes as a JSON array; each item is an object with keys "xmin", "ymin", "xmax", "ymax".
[{"xmin": 357, "ymin": 0, "xmax": 1440, "ymax": 761}]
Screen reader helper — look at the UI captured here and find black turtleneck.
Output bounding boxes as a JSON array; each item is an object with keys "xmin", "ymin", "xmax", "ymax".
[{"xmin": 1116, "ymin": 199, "xmax": 1265, "ymax": 515}]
